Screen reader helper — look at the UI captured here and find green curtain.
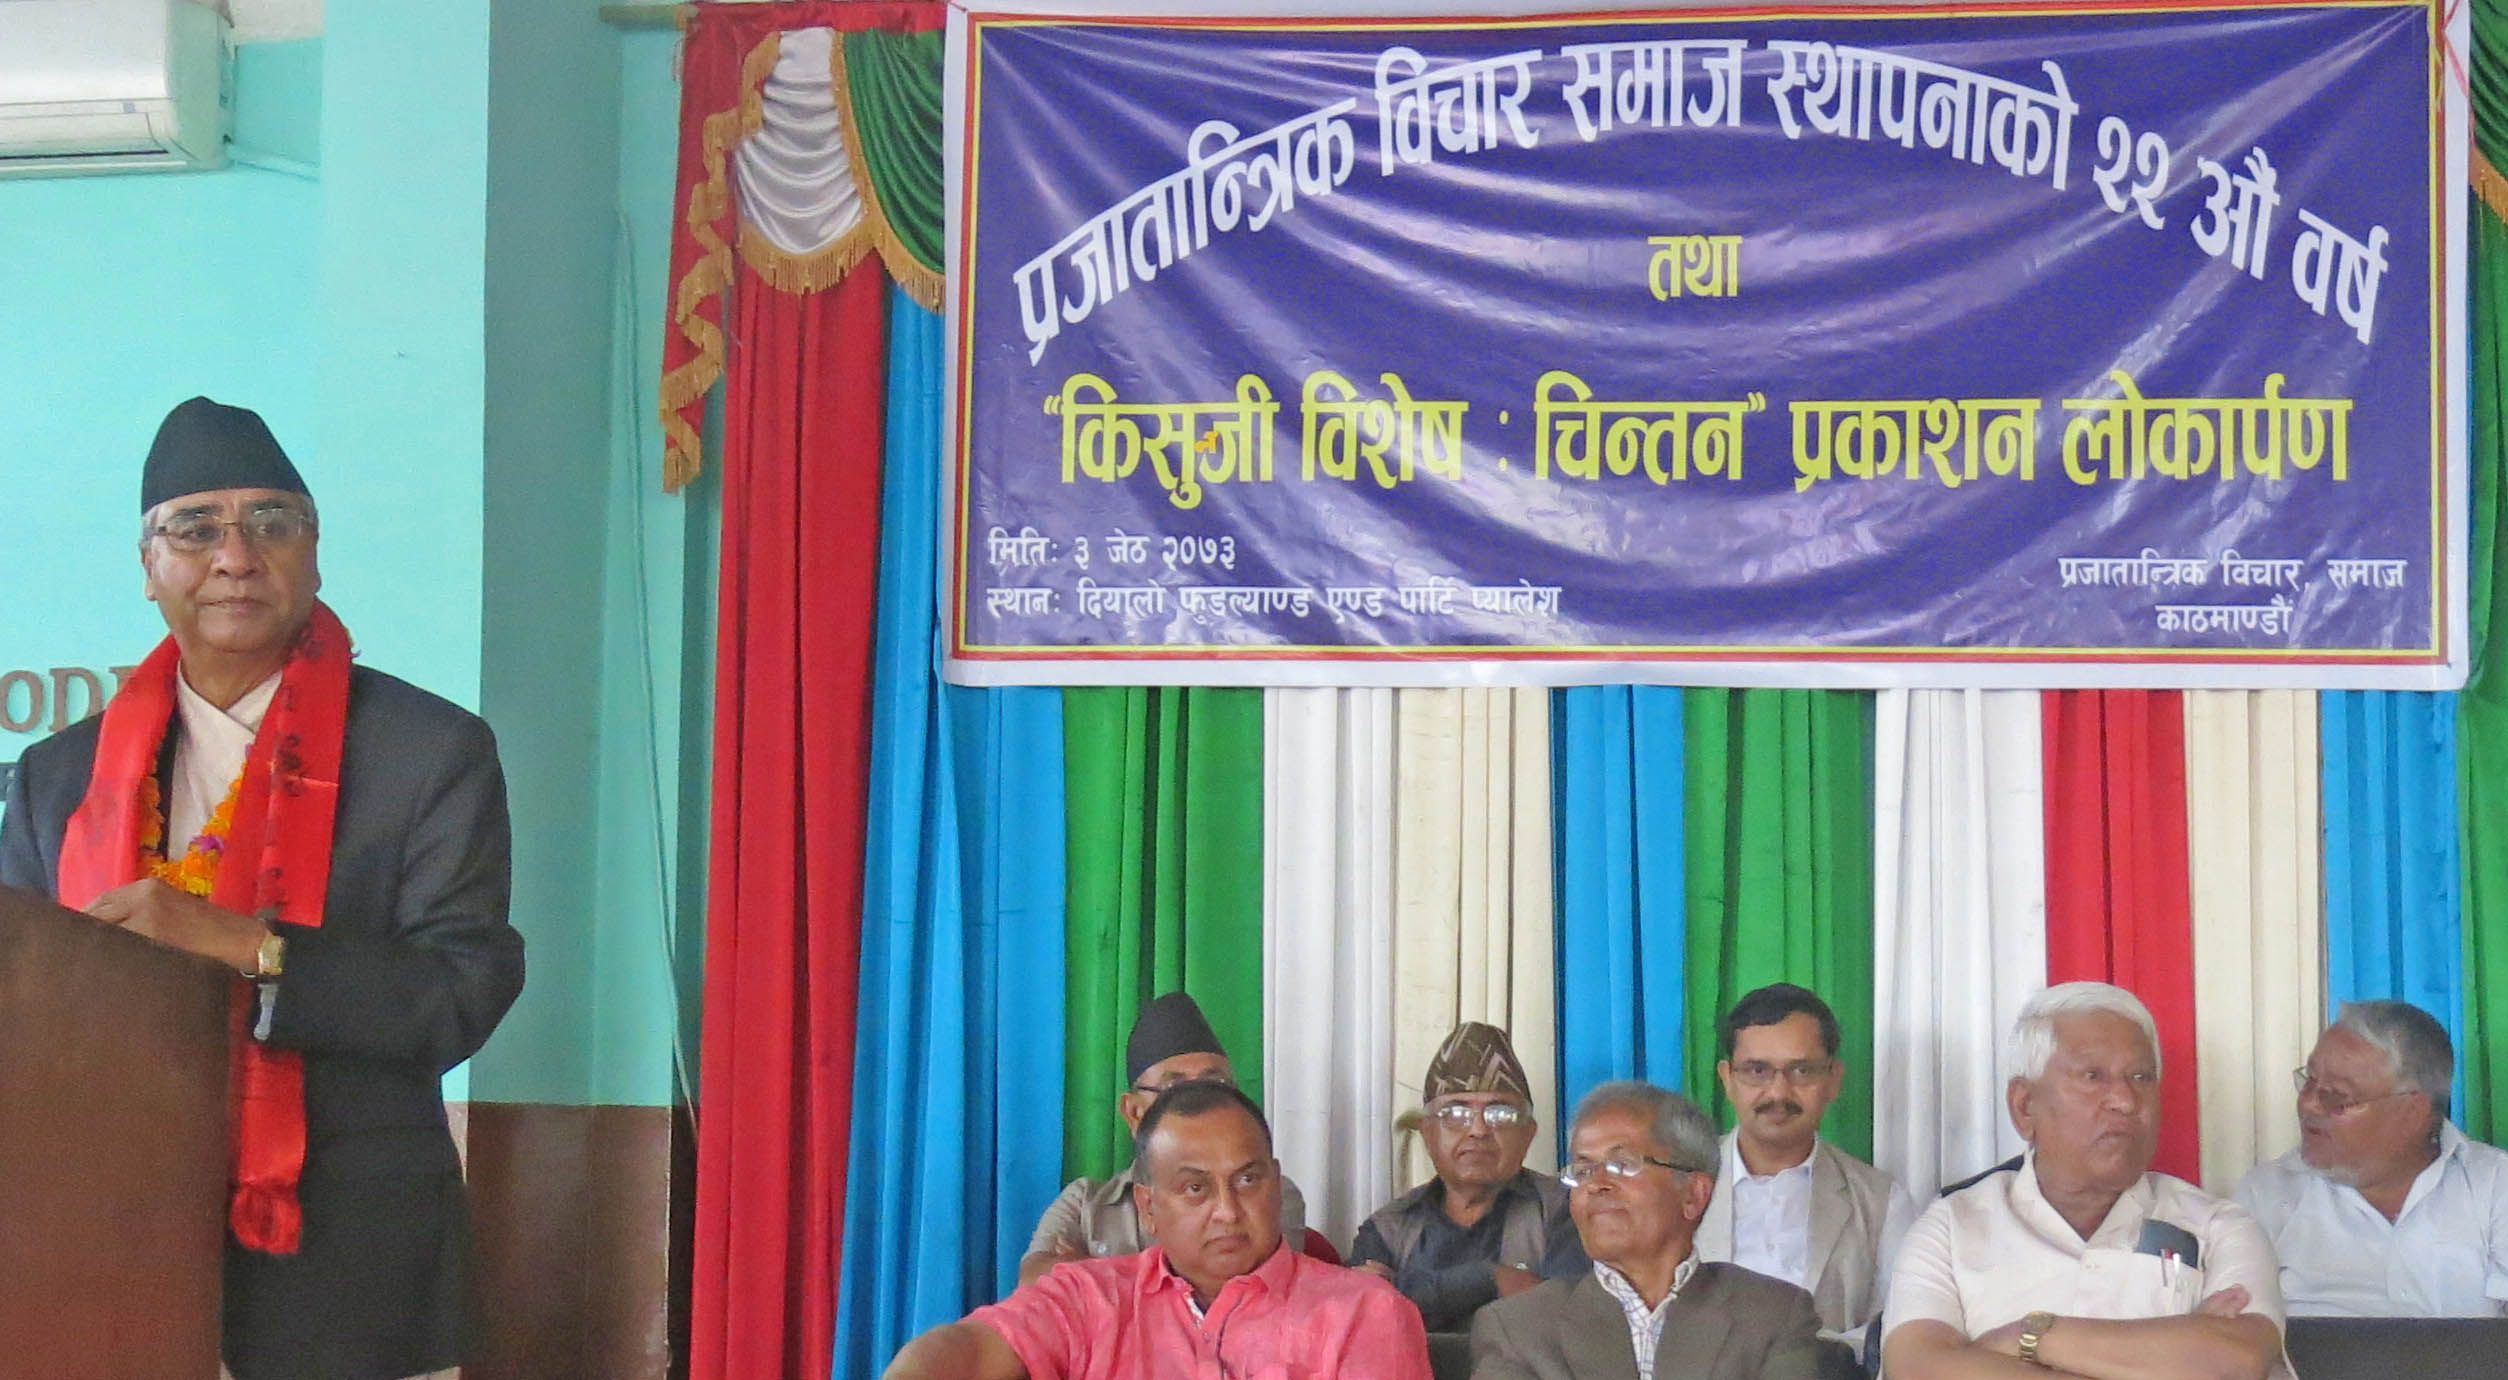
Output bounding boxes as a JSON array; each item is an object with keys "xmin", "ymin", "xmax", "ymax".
[
  {"xmin": 1680, "ymin": 689, "xmax": 1877, "ymax": 1160},
  {"xmin": 2460, "ymin": 203, "xmax": 2508, "ymax": 1143},
  {"xmin": 1061, "ymin": 687, "xmax": 1267, "ymax": 1181},
  {"xmin": 2461, "ymin": 0, "xmax": 2508, "ymax": 1143},
  {"xmin": 842, "ymin": 28, "xmax": 944, "ymax": 276}
]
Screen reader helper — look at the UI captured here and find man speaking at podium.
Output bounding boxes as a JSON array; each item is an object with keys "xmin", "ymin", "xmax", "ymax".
[{"xmin": 0, "ymin": 397, "xmax": 526, "ymax": 1380}]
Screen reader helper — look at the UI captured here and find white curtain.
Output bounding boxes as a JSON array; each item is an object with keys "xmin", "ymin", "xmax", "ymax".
[
  {"xmin": 1392, "ymin": 688, "xmax": 1559, "ymax": 1190},
  {"xmin": 1263, "ymin": 688, "xmax": 1397, "ymax": 1252},
  {"xmin": 2182, "ymin": 690, "xmax": 2324, "ymax": 1193},
  {"xmin": 729, "ymin": 29, "xmax": 862, "ymax": 256},
  {"xmin": 1871, "ymin": 689, "xmax": 2046, "ymax": 1198}
]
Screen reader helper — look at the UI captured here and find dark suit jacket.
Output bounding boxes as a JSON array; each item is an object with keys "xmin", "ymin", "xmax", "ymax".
[
  {"xmin": 0, "ymin": 665, "xmax": 525, "ymax": 1380},
  {"xmin": 1469, "ymin": 1262, "xmax": 1825, "ymax": 1380}
]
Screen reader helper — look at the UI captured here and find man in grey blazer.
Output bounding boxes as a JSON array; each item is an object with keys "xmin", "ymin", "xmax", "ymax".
[
  {"xmin": 1696, "ymin": 985, "xmax": 1921, "ymax": 1344},
  {"xmin": 0, "ymin": 397, "xmax": 524, "ymax": 1380},
  {"xmin": 1471, "ymin": 1081, "xmax": 1824, "ymax": 1380}
]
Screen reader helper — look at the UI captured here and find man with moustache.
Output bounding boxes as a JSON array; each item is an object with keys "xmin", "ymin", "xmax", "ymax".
[
  {"xmin": 1882, "ymin": 982, "xmax": 2290, "ymax": 1380},
  {"xmin": 883, "ymin": 1081, "xmax": 1431, "ymax": 1380},
  {"xmin": 1350, "ymin": 1021, "xmax": 1589, "ymax": 1331},
  {"xmin": 1696, "ymin": 984, "xmax": 1920, "ymax": 1344},
  {"xmin": 2235, "ymin": 999, "xmax": 2508, "ymax": 1316},
  {"xmin": 1018, "ymin": 991, "xmax": 1309, "ymax": 1285},
  {"xmin": 0, "ymin": 398, "xmax": 524, "ymax": 1380},
  {"xmin": 1470, "ymin": 1081, "xmax": 1824, "ymax": 1380}
]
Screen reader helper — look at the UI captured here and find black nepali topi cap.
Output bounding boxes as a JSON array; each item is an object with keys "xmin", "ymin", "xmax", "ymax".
[
  {"xmin": 142, "ymin": 396, "xmax": 309, "ymax": 512},
  {"xmin": 1125, "ymin": 992, "xmax": 1226, "ymax": 1083}
]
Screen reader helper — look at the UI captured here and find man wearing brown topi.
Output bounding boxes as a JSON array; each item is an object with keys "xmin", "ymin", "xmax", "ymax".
[{"xmin": 1351, "ymin": 1020, "xmax": 1587, "ymax": 1332}]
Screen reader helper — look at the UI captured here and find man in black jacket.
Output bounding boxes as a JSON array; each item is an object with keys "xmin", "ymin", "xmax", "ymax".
[{"xmin": 0, "ymin": 396, "xmax": 524, "ymax": 1380}]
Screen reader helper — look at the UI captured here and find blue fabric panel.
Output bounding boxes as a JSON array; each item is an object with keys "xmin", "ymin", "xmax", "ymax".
[
  {"xmin": 835, "ymin": 288, "xmax": 1069, "ymax": 1374},
  {"xmin": 1555, "ymin": 685, "xmax": 1686, "ymax": 1158},
  {"xmin": 2321, "ymin": 689, "xmax": 2465, "ymax": 1113}
]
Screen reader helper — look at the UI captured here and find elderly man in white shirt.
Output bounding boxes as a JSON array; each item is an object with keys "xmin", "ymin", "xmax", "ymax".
[
  {"xmin": 1696, "ymin": 983, "xmax": 1921, "ymax": 1345},
  {"xmin": 2235, "ymin": 999, "xmax": 2508, "ymax": 1316},
  {"xmin": 1882, "ymin": 981, "xmax": 2290, "ymax": 1380}
]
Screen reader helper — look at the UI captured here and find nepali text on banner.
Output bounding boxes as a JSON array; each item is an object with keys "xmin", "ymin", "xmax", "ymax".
[{"xmin": 942, "ymin": 1, "xmax": 2466, "ymax": 689}]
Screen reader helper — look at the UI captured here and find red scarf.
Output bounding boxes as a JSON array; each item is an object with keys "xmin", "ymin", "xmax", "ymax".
[{"xmin": 57, "ymin": 601, "xmax": 351, "ymax": 1255}]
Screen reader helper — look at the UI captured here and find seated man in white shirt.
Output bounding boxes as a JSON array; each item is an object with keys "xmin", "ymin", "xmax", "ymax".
[
  {"xmin": 2234, "ymin": 999, "xmax": 2508, "ymax": 1316},
  {"xmin": 1695, "ymin": 983, "xmax": 1921, "ymax": 1344},
  {"xmin": 1882, "ymin": 981, "xmax": 2290, "ymax": 1380}
]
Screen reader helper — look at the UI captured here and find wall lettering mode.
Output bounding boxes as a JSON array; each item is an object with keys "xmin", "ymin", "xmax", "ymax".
[
  {"xmin": 0, "ymin": 663, "xmax": 130, "ymax": 801},
  {"xmin": 0, "ymin": 664, "xmax": 129, "ymax": 736}
]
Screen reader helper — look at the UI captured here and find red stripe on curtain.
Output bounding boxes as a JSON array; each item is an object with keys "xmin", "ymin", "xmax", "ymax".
[
  {"xmin": 2040, "ymin": 689, "xmax": 2202, "ymax": 1182},
  {"xmin": 689, "ymin": 265, "xmax": 889, "ymax": 1380}
]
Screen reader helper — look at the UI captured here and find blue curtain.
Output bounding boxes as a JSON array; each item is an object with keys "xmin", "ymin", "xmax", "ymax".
[
  {"xmin": 833, "ymin": 287, "xmax": 1069, "ymax": 1375},
  {"xmin": 2320, "ymin": 689, "xmax": 2465, "ymax": 1111},
  {"xmin": 1554, "ymin": 685, "xmax": 1688, "ymax": 1157}
]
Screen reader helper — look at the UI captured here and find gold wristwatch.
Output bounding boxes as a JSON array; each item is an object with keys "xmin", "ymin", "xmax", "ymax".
[
  {"xmin": 2016, "ymin": 1310, "xmax": 2057, "ymax": 1368},
  {"xmin": 248, "ymin": 927, "xmax": 287, "ymax": 980}
]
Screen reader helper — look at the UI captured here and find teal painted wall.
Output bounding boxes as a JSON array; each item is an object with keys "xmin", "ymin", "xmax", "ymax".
[
  {"xmin": 587, "ymin": 28, "xmax": 712, "ymax": 1109},
  {"xmin": 468, "ymin": 0, "xmax": 701, "ymax": 1110},
  {"xmin": 472, "ymin": 0, "xmax": 614, "ymax": 1107},
  {"xmin": 313, "ymin": 5, "xmax": 490, "ymax": 703},
  {"xmin": 0, "ymin": 41, "xmax": 323, "ymax": 750}
]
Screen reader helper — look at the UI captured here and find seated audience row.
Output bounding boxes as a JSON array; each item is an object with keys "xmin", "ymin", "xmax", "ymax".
[{"xmin": 885, "ymin": 982, "xmax": 2505, "ymax": 1380}]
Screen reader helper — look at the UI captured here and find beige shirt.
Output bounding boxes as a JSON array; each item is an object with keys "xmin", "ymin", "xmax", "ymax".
[
  {"xmin": 1884, "ymin": 1151, "xmax": 2293, "ymax": 1379},
  {"xmin": 1026, "ymin": 1164, "xmax": 1309, "ymax": 1260}
]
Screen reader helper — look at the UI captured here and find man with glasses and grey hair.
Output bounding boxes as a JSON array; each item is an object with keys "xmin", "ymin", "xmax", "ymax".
[
  {"xmin": 1470, "ymin": 1080, "xmax": 1824, "ymax": 1379},
  {"xmin": 2234, "ymin": 999, "xmax": 2508, "ymax": 1316},
  {"xmin": 1696, "ymin": 983, "xmax": 1921, "ymax": 1345},
  {"xmin": 1883, "ymin": 981, "xmax": 2290, "ymax": 1380},
  {"xmin": 1349, "ymin": 1021, "xmax": 1588, "ymax": 1331}
]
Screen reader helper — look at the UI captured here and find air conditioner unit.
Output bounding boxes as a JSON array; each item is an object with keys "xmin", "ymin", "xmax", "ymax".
[{"xmin": 0, "ymin": 0, "xmax": 230, "ymax": 178}]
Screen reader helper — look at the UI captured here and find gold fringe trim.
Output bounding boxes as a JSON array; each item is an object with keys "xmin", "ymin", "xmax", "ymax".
[
  {"xmin": 2478, "ymin": 145, "xmax": 2508, "ymax": 225},
  {"xmin": 738, "ymin": 220, "xmax": 878, "ymax": 295},
  {"xmin": 661, "ymin": 29, "xmax": 785, "ymax": 493},
  {"xmin": 831, "ymin": 36, "xmax": 947, "ymax": 313}
]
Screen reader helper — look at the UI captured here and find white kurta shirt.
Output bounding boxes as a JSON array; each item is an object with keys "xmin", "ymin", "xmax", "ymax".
[
  {"xmin": 1885, "ymin": 1150, "xmax": 2293, "ymax": 1380},
  {"xmin": 2235, "ymin": 1122, "xmax": 2508, "ymax": 1317},
  {"xmin": 1723, "ymin": 1136, "xmax": 1816, "ymax": 1288},
  {"xmin": 168, "ymin": 669, "xmax": 279, "ymax": 849}
]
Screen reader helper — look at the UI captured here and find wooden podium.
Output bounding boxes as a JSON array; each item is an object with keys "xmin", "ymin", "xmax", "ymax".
[{"xmin": 0, "ymin": 884, "xmax": 230, "ymax": 1380}]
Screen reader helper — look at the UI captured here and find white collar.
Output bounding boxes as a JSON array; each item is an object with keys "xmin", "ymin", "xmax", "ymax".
[
  {"xmin": 1726, "ymin": 1132, "xmax": 1819, "ymax": 1185},
  {"xmin": 175, "ymin": 666, "xmax": 281, "ymax": 735}
]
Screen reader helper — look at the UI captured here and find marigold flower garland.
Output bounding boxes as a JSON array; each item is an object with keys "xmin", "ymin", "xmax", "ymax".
[{"xmin": 141, "ymin": 771, "xmax": 243, "ymax": 897}]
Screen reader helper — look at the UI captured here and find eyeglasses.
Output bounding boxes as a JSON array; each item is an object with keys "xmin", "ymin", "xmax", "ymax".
[
  {"xmin": 1727, "ymin": 1058, "xmax": 1837, "ymax": 1088},
  {"xmin": 1428, "ymin": 1101, "xmax": 1528, "ymax": 1130},
  {"xmin": 1558, "ymin": 1151, "xmax": 1706, "ymax": 1189},
  {"xmin": 1130, "ymin": 1071, "xmax": 1235, "ymax": 1096},
  {"xmin": 150, "ymin": 507, "xmax": 316, "ymax": 554},
  {"xmin": 2291, "ymin": 1068, "xmax": 2418, "ymax": 1117}
]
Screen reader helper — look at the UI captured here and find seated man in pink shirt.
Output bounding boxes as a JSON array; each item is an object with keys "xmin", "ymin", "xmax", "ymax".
[{"xmin": 884, "ymin": 1081, "xmax": 1432, "ymax": 1380}]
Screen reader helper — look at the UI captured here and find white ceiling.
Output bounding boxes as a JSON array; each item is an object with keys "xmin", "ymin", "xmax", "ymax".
[{"xmin": 224, "ymin": 0, "xmax": 321, "ymax": 42}]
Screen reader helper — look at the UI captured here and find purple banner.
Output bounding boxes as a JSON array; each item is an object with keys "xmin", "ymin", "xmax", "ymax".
[{"xmin": 943, "ymin": 2, "xmax": 2464, "ymax": 687}]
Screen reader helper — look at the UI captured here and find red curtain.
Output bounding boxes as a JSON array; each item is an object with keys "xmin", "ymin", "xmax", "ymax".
[
  {"xmin": 2040, "ymin": 690, "xmax": 2202, "ymax": 1181},
  {"xmin": 689, "ymin": 264, "xmax": 889, "ymax": 1380}
]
